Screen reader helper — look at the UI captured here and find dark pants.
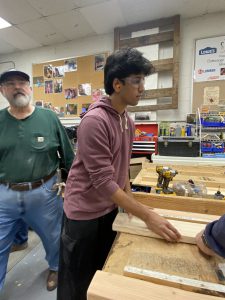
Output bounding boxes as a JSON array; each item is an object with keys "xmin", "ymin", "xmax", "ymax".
[{"xmin": 57, "ymin": 208, "xmax": 118, "ymax": 300}]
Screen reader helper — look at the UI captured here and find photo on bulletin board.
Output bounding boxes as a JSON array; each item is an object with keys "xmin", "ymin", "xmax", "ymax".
[
  {"xmin": 66, "ymin": 103, "xmax": 77, "ymax": 115},
  {"xmin": 45, "ymin": 80, "xmax": 53, "ymax": 94},
  {"xmin": 64, "ymin": 58, "xmax": 77, "ymax": 72},
  {"xmin": 57, "ymin": 106, "xmax": 65, "ymax": 117},
  {"xmin": 43, "ymin": 65, "xmax": 53, "ymax": 79},
  {"xmin": 82, "ymin": 103, "xmax": 91, "ymax": 113},
  {"xmin": 33, "ymin": 76, "xmax": 44, "ymax": 87},
  {"xmin": 95, "ymin": 54, "xmax": 105, "ymax": 71},
  {"xmin": 35, "ymin": 100, "xmax": 43, "ymax": 107},
  {"xmin": 43, "ymin": 102, "xmax": 52, "ymax": 109},
  {"xmin": 64, "ymin": 88, "xmax": 78, "ymax": 99},
  {"xmin": 53, "ymin": 66, "xmax": 65, "ymax": 78},
  {"xmin": 54, "ymin": 79, "xmax": 63, "ymax": 93},
  {"xmin": 78, "ymin": 83, "xmax": 91, "ymax": 96},
  {"xmin": 92, "ymin": 88, "xmax": 106, "ymax": 101}
]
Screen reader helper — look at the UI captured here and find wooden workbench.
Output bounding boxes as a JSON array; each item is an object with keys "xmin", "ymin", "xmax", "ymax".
[
  {"xmin": 133, "ymin": 163, "xmax": 225, "ymax": 195},
  {"xmin": 102, "ymin": 162, "xmax": 225, "ymax": 297},
  {"xmin": 104, "ymin": 232, "xmax": 225, "ymax": 296}
]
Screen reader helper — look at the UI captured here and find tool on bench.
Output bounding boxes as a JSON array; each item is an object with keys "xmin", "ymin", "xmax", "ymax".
[
  {"xmin": 156, "ymin": 166, "xmax": 178, "ymax": 194},
  {"xmin": 214, "ymin": 186, "xmax": 225, "ymax": 200}
]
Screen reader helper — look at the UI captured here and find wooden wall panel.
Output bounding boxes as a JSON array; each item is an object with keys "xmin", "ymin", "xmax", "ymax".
[{"xmin": 114, "ymin": 15, "xmax": 180, "ymax": 112}]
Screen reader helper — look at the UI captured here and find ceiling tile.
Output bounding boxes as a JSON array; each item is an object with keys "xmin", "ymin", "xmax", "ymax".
[
  {"xmin": 80, "ymin": 0, "xmax": 126, "ymax": 34},
  {"xmin": 0, "ymin": 26, "xmax": 41, "ymax": 50},
  {"xmin": 17, "ymin": 18, "xmax": 67, "ymax": 46},
  {"xmin": 47, "ymin": 10, "xmax": 95, "ymax": 40},
  {"xmin": 0, "ymin": 38, "xmax": 18, "ymax": 55},
  {"xmin": 27, "ymin": 0, "xmax": 78, "ymax": 16},
  {"xmin": 73, "ymin": 0, "xmax": 110, "ymax": 8},
  {"xmin": 0, "ymin": 0, "xmax": 41, "ymax": 24}
]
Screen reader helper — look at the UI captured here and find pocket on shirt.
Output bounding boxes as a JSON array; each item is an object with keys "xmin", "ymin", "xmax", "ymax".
[{"xmin": 31, "ymin": 132, "xmax": 49, "ymax": 151}]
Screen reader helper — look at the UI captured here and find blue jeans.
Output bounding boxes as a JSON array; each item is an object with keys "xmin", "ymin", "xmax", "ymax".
[
  {"xmin": 13, "ymin": 219, "xmax": 29, "ymax": 245},
  {"xmin": 0, "ymin": 175, "xmax": 63, "ymax": 290}
]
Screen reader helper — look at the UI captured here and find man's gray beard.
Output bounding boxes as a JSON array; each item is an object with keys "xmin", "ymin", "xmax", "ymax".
[{"xmin": 11, "ymin": 94, "xmax": 31, "ymax": 107}]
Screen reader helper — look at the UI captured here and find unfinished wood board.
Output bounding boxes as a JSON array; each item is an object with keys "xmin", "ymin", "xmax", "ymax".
[
  {"xmin": 113, "ymin": 213, "xmax": 205, "ymax": 244},
  {"xmin": 104, "ymin": 233, "xmax": 225, "ymax": 283},
  {"xmin": 134, "ymin": 192, "xmax": 225, "ymax": 215},
  {"xmin": 87, "ymin": 271, "xmax": 222, "ymax": 300},
  {"xmin": 133, "ymin": 168, "xmax": 225, "ymax": 189},
  {"xmin": 152, "ymin": 207, "xmax": 220, "ymax": 224},
  {"xmin": 124, "ymin": 266, "xmax": 225, "ymax": 297},
  {"xmin": 133, "ymin": 163, "xmax": 225, "ymax": 193},
  {"xmin": 143, "ymin": 163, "xmax": 225, "ymax": 176}
]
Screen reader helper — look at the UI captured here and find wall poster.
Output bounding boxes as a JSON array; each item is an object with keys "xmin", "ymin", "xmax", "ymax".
[{"xmin": 194, "ymin": 35, "xmax": 225, "ymax": 82}]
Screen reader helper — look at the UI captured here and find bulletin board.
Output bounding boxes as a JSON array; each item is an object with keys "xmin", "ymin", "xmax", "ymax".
[
  {"xmin": 192, "ymin": 35, "xmax": 225, "ymax": 113},
  {"xmin": 32, "ymin": 53, "xmax": 108, "ymax": 116}
]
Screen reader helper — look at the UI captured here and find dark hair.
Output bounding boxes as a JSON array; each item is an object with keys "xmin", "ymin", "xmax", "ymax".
[{"xmin": 104, "ymin": 48, "xmax": 154, "ymax": 95}]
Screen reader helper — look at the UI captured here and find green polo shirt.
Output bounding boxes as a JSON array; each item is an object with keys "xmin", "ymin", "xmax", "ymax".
[{"xmin": 0, "ymin": 107, "xmax": 74, "ymax": 183}]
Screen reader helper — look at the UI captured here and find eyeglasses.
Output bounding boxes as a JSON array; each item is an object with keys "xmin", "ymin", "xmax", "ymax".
[
  {"xmin": 121, "ymin": 76, "xmax": 145, "ymax": 87},
  {"xmin": 1, "ymin": 80, "xmax": 30, "ymax": 88}
]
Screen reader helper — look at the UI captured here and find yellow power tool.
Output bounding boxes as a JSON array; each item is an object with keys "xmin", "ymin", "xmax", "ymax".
[{"xmin": 156, "ymin": 166, "xmax": 178, "ymax": 194}]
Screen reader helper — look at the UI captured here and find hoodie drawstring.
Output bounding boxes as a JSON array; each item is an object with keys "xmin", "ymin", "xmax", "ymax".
[
  {"xmin": 125, "ymin": 115, "xmax": 128, "ymax": 130},
  {"xmin": 119, "ymin": 114, "xmax": 123, "ymax": 132},
  {"xmin": 119, "ymin": 114, "xmax": 128, "ymax": 132}
]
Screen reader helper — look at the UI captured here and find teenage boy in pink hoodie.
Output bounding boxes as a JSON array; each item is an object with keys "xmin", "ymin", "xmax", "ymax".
[{"xmin": 57, "ymin": 48, "xmax": 181, "ymax": 300}]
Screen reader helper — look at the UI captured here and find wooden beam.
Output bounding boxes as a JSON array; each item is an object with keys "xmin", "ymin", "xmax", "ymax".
[
  {"xmin": 87, "ymin": 271, "xmax": 222, "ymax": 300},
  {"xmin": 142, "ymin": 87, "xmax": 173, "ymax": 99},
  {"xmin": 114, "ymin": 27, "xmax": 120, "ymax": 50},
  {"xmin": 120, "ymin": 31, "xmax": 173, "ymax": 48},
  {"xmin": 171, "ymin": 15, "xmax": 180, "ymax": 109},
  {"xmin": 127, "ymin": 103, "xmax": 175, "ymax": 112},
  {"xmin": 113, "ymin": 213, "xmax": 205, "ymax": 244},
  {"xmin": 153, "ymin": 208, "xmax": 220, "ymax": 224},
  {"xmin": 124, "ymin": 266, "xmax": 225, "ymax": 297},
  {"xmin": 152, "ymin": 58, "xmax": 173, "ymax": 72},
  {"xmin": 133, "ymin": 192, "xmax": 225, "ymax": 215},
  {"xmin": 119, "ymin": 15, "xmax": 180, "ymax": 35}
]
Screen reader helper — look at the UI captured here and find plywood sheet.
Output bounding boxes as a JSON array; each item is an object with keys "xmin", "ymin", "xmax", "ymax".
[
  {"xmin": 113, "ymin": 213, "xmax": 205, "ymax": 244},
  {"xmin": 87, "ymin": 271, "xmax": 222, "ymax": 300},
  {"xmin": 104, "ymin": 233, "xmax": 225, "ymax": 284}
]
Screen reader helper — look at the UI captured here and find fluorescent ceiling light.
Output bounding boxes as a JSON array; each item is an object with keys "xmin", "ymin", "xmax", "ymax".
[{"xmin": 0, "ymin": 17, "xmax": 12, "ymax": 29}]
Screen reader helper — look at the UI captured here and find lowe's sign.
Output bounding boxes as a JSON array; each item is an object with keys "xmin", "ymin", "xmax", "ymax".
[{"xmin": 199, "ymin": 47, "xmax": 217, "ymax": 55}]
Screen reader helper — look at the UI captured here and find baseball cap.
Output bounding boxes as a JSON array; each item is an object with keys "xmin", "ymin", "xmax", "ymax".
[{"xmin": 0, "ymin": 69, "xmax": 30, "ymax": 84}]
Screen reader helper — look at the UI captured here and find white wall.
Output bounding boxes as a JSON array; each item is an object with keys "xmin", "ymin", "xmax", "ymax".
[
  {"xmin": 158, "ymin": 11, "xmax": 225, "ymax": 121},
  {"xmin": 0, "ymin": 11, "xmax": 225, "ymax": 121}
]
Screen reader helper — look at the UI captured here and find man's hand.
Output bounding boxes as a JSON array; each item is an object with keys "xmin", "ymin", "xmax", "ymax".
[
  {"xmin": 145, "ymin": 210, "xmax": 181, "ymax": 242},
  {"xmin": 195, "ymin": 230, "xmax": 216, "ymax": 256}
]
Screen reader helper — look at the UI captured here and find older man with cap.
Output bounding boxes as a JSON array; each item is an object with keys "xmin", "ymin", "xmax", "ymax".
[{"xmin": 0, "ymin": 69, "xmax": 74, "ymax": 291}]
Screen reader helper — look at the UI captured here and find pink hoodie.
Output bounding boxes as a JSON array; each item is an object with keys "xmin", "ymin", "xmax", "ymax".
[{"xmin": 64, "ymin": 97, "xmax": 135, "ymax": 220}]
